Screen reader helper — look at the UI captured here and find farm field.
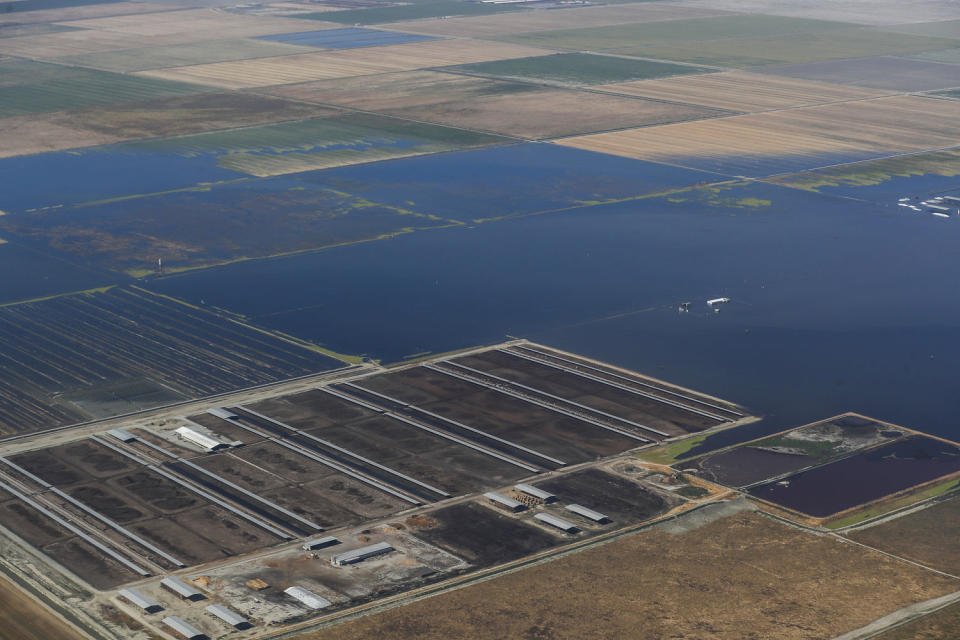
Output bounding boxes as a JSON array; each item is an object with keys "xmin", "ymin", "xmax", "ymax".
[
  {"xmin": 378, "ymin": 3, "xmax": 733, "ymax": 38},
  {"xmin": 0, "ymin": 286, "xmax": 342, "ymax": 435},
  {"xmin": 612, "ymin": 28, "xmax": 960, "ymax": 67},
  {"xmin": 258, "ymin": 27, "xmax": 437, "ymax": 49},
  {"xmin": 557, "ymin": 95, "xmax": 960, "ymax": 177},
  {"xmin": 58, "ymin": 38, "xmax": 315, "ymax": 72},
  {"xmin": 299, "ymin": 0, "xmax": 523, "ymax": 26},
  {"xmin": 299, "ymin": 508, "xmax": 960, "ymax": 640},
  {"xmin": 874, "ymin": 601, "xmax": 960, "ymax": 640},
  {"xmin": 846, "ymin": 494, "xmax": 960, "ymax": 575},
  {"xmin": 600, "ymin": 71, "xmax": 892, "ymax": 112},
  {"xmin": 872, "ymin": 18, "xmax": 960, "ymax": 39},
  {"xmin": 499, "ymin": 14, "xmax": 856, "ymax": 51},
  {"xmin": 0, "ymin": 59, "xmax": 207, "ymax": 118},
  {"xmin": 136, "ymin": 40, "xmax": 550, "ymax": 88},
  {"xmin": 0, "ymin": 242, "xmax": 113, "ymax": 305},
  {"xmin": 909, "ymin": 48, "xmax": 960, "ymax": 65},
  {"xmin": 660, "ymin": 0, "xmax": 960, "ymax": 26},
  {"xmin": 0, "ymin": 93, "xmax": 340, "ymax": 158},
  {"xmin": 751, "ymin": 56, "xmax": 960, "ymax": 91},
  {"xmin": 446, "ymin": 53, "xmax": 711, "ymax": 87},
  {"xmin": 0, "ymin": 574, "xmax": 81, "ymax": 640}
]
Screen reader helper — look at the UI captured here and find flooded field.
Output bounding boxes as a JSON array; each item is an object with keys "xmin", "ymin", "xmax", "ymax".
[
  {"xmin": 0, "ymin": 242, "xmax": 114, "ymax": 305},
  {"xmin": 748, "ymin": 436, "xmax": 960, "ymax": 517}
]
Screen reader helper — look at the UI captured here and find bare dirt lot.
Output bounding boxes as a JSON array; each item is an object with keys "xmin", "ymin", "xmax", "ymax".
[
  {"xmin": 300, "ymin": 511, "xmax": 959, "ymax": 640},
  {"xmin": 535, "ymin": 468, "xmax": 674, "ymax": 524},
  {"xmin": 0, "ymin": 574, "xmax": 85, "ymax": 640},
  {"xmin": 847, "ymin": 494, "xmax": 960, "ymax": 576}
]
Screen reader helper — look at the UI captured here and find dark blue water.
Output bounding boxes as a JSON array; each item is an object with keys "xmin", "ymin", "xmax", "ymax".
[
  {"xmin": 149, "ymin": 177, "xmax": 960, "ymax": 441},
  {"xmin": 0, "ymin": 241, "xmax": 118, "ymax": 304}
]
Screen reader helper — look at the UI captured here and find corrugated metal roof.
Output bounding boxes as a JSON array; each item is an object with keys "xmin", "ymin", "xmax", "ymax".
[
  {"xmin": 566, "ymin": 504, "xmax": 609, "ymax": 522},
  {"xmin": 175, "ymin": 426, "xmax": 224, "ymax": 451},
  {"xmin": 160, "ymin": 577, "xmax": 203, "ymax": 600},
  {"xmin": 484, "ymin": 491, "xmax": 524, "ymax": 510},
  {"xmin": 162, "ymin": 616, "xmax": 204, "ymax": 639},
  {"xmin": 205, "ymin": 604, "xmax": 248, "ymax": 627},
  {"xmin": 285, "ymin": 586, "xmax": 332, "ymax": 610},
  {"xmin": 207, "ymin": 408, "xmax": 238, "ymax": 420},
  {"xmin": 302, "ymin": 536, "xmax": 340, "ymax": 550},
  {"xmin": 332, "ymin": 542, "xmax": 393, "ymax": 565},
  {"xmin": 514, "ymin": 483, "xmax": 556, "ymax": 501},
  {"xmin": 534, "ymin": 513, "xmax": 578, "ymax": 532},
  {"xmin": 106, "ymin": 429, "xmax": 136, "ymax": 443},
  {"xmin": 118, "ymin": 588, "xmax": 161, "ymax": 612}
]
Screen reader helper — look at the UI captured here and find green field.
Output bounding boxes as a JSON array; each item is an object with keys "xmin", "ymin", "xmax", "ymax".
[
  {"xmin": 909, "ymin": 48, "xmax": 960, "ymax": 65},
  {"xmin": 501, "ymin": 14, "xmax": 856, "ymax": 51},
  {"xmin": 445, "ymin": 53, "xmax": 710, "ymax": 86},
  {"xmin": 129, "ymin": 112, "xmax": 508, "ymax": 177},
  {"xmin": 301, "ymin": 0, "xmax": 523, "ymax": 25},
  {"xmin": 58, "ymin": 39, "xmax": 314, "ymax": 73},
  {"xmin": 769, "ymin": 149, "xmax": 960, "ymax": 191},
  {"xmin": 0, "ymin": 60, "xmax": 208, "ymax": 117},
  {"xmin": 614, "ymin": 28, "xmax": 960, "ymax": 68},
  {"xmin": 0, "ymin": 23, "xmax": 80, "ymax": 38},
  {"xmin": 875, "ymin": 19, "xmax": 960, "ymax": 39}
]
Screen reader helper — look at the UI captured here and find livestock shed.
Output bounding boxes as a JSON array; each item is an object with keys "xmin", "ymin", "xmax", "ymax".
[
  {"xmin": 205, "ymin": 604, "xmax": 252, "ymax": 630},
  {"xmin": 515, "ymin": 483, "xmax": 557, "ymax": 503},
  {"xmin": 161, "ymin": 616, "xmax": 206, "ymax": 640},
  {"xmin": 331, "ymin": 542, "xmax": 394, "ymax": 566},
  {"xmin": 207, "ymin": 407, "xmax": 239, "ymax": 420},
  {"xmin": 118, "ymin": 588, "xmax": 162, "ymax": 613},
  {"xmin": 284, "ymin": 586, "xmax": 332, "ymax": 609},
  {"xmin": 106, "ymin": 428, "xmax": 136, "ymax": 443},
  {"xmin": 160, "ymin": 577, "xmax": 205, "ymax": 601},
  {"xmin": 566, "ymin": 504, "xmax": 611, "ymax": 523},
  {"xmin": 535, "ymin": 513, "xmax": 579, "ymax": 533},
  {"xmin": 175, "ymin": 426, "xmax": 230, "ymax": 452},
  {"xmin": 302, "ymin": 536, "xmax": 340, "ymax": 551},
  {"xmin": 484, "ymin": 491, "xmax": 526, "ymax": 512}
]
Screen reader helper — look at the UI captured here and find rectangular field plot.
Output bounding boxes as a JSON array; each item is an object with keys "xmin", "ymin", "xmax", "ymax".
[
  {"xmin": 0, "ymin": 241, "xmax": 113, "ymax": 305},
  {"xmin": 752, "ymin": 55, "xmax": 960, "ymax": 91},
  {"xmin": 0, "ymin": 287, "xmax": 342, "ymax": 435},
  {"xmin": 378, "ymin": 4, "xmax": 734, "ymax": 39},
  {"xmin": 445, "ymin": 53, "xmax": 711, "ymax": 87},
  {"xmin": 612, "ymin": 28, "xmax": 960, "ymax": 68},
  {"xmin": 534, "ymin": 468, "xmax": 673, "ymax": 524},
  {"xmin": 558, "ymin": 95, "xmax": 960, "ymax": 177},
  {"xmin": 300, "ymin": 0, "xmax": 523, "ymax": 26},
  {"xmin": 58, "ymin": 38, "xmax": 316, "ymax": 73},
  {"xmin": 259, "ymin": 27, "xmax": 437, "ymax": 49},
  {"xmin": 304, "ymin": 510, "xmax": 960, "ymax": 640},
  {"xmin": 678, "ymin": 414, "xmax": 906, "ymax": 487},
  {"xmin": 0, "ymin": 59, "xmax": 207, "ymax": 117},
  {"xmin": 599, "ymin": 71, "xmax": 893, "ymax": 113},
  {"xmin": 748, "ymin": 435, "xmax": 960, "ymax": 519},
  {"xmin": 135, "ymin": 40, "xmax": 550, "ymax": 88}
]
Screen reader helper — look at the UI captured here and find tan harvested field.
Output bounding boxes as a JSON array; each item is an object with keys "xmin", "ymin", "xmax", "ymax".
[
  {"xmin": 57, "ymin": 8, "xmax": 336, "ymax": 39},
  {"xmin": 559, "ymin": 95, "xmax": 960, "ymax": 167},
  {"xmin": 379, "ymin": 3, "xmax": 732, "ymax": 38},
  {"xmin": 0, "ymin": 93, "xmax": 341, "ymax": 158},
  {"xmin": 600, "ymin": 71, "xmax": 894, "ymax": 113},
  {"xmin": 136, "ymin": 40, "xmax": 551, "ymax": 89},
  {"xmin": 0, "ymin": 29, "xmax": 173, "ymax": 58},
  {"xmin": 847, "ymin": 495, "xmax": 960, "ymax": 576},
  {"xmin": 302, "ymin": 510, "xmax": 958, "ymax": 640},
  {"xmin": 0, "ymin": 575, "xmax": 81, "ymax": 640}
]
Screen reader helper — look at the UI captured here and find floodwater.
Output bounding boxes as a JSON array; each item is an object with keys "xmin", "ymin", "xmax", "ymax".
[
  {"xmin": 747, "ymin": 436, "xmax": 960, "ymax": 517},
  {"xmin": 0, "ymin": 241, "xmax": 116, "ymax": 304},
  {"xmin": 148, "ymin": 159, "xmax": 960, "ymax": 442}
]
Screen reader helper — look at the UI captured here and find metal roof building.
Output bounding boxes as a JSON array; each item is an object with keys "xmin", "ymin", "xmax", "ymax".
[
  {"xmin": 161, "ymin": 616, "xmax": 205, "ymax": 640},
  {"xmin": 205, "ymin": 604, "xmax": 251, "ymax": 630},
  {"xmin": 106, "ymin": 429, "xmax": 136, "ymax": 443},
  {"xmin": 534, "ymin": 513, "xmax": 579, "ymax": 533},
  {"xmin": 302, "ymin": 536, "xmax": 340, "ymax": 551},
  {"xmin": 484, "ymin": 491, "xmax": 525, "ymax": 512},
  {"xmin": 566, "ymin": 504, "xmax": 611, "ymax": 523},
  {"xmin": 175, "ymin": 426, "xmax": 229, "ymax": 452},
  {"xmin": 514, "ymin": 484, "xmax": 557, "ymax": 503},
  {"xmin": 117, "ymin": 588, "xmax": 162, "ymax": 613},
  {"xmin": 160, "ymin": 577, "xmax": 205, "ymax": 601},
  {"xmin": 207, "ymin": 408, "xmax": 238, "ymax": 420},
  {"xmin": 284, "ymin": 586, "xmax": 332, "ymax": 610},
  {"xmin": 331, "ymin": 542, "xmax": 394, "ymax": 566}
]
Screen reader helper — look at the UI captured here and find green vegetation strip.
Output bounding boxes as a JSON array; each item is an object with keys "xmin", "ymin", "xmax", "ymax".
[
  {"xmin": 638, "ymin": 433, "xmax": 710, "ymax": 465},
  {"xmin": 446, "ymin": 53, "xmax": 711, "ymax": 86},
  {"xmin": 826, "ymin": 478, "xmax": 960, "ymax": 530},
  {"xmin": 769, "ymin": 148, "xmax": 960, "ymax": 191}
]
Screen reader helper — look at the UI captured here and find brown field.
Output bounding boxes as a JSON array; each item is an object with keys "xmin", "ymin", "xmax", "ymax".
[
  {"xmin": 0, "ymin": 93, "xmax": 340, "ymax": 158},
  {"xmin": 379, "ymin": 4, "xmax": 732, "ymax": 38},
  {"xmin": 0, "ymin": 2, "xmax": 170, "ymax": 25},
  {"xmin": 0, "ymin": 574, "xmax": 82, "ymax": 640},
  {"xmin": 599, "ymin": 71, "xmax": 893, "ymax": 113},
  {"xmin": 136, "ymin": 41, "xmax": 551, "ymax": 89},
  {"xmin": 847, "ymin": 495, "xmax": 960, "ymax": 576},
  {"xmin": 57, "ymin": 8, "xmax": 336, "ymax": 39},
  {"xmin": 301, "ymin": 509, "xmax": 958, "ymax": 640},
  {"xmin": 0, "ymin": 30, "xmax": 170, "ymax": 58},
  {"xmin": 558, "ymin": 95, "xmax": 960, "ymax": 165},
  {"xmin": 874, "ymin": 600, "xmax": 960, "ymax": 640}
]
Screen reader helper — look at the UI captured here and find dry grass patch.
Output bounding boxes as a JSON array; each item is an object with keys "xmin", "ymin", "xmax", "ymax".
[
  {"xmin": 0, "ymin": 575, "xmax": 83, "ymax": 640},
  {"xmin": 301, "ymin": 510, "xmax": 958, "ymax": 640},
  {"xmin": 136, "ymin": 40, "xmax": 549, "ymax": 88},
  {"xmin": 0, "ymin": 29, "xmax": 168, "ymax": 58},
  {"xmin": 600, "ymin": 71, "xmax": 893, "ymax": 112},
  {"xmin": 379, "ymin": 3, "xmax": 732, "ymax": 38},
  {"xmin": 559, "ymin": 95, "xmax": 960, "ymax": 168}
]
